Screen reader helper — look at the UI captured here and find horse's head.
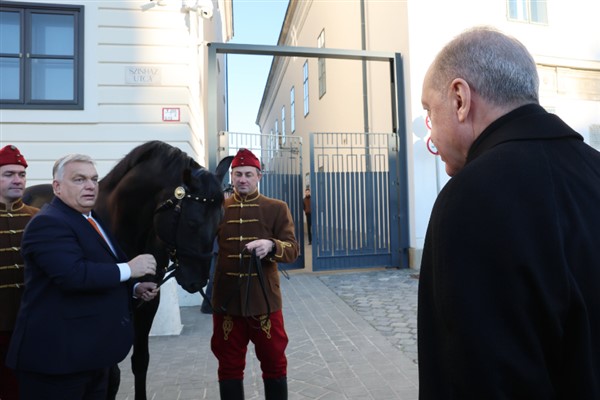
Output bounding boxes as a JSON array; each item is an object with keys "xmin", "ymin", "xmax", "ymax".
[{"xmin": 153, "ymin": 156, "xmax": 233, "ymax": 294}]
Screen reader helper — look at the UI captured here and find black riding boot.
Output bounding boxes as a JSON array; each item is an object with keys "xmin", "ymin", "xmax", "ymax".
[
  {"xmin": 219, "ymin": 379, "xmax": 244, "ymax": 400},
  {"xmin": 264, "ymin": 377, "xmax": 287, "ymax": 400}
]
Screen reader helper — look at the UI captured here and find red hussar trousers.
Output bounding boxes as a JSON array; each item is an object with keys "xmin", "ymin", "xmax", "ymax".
[{"xmin": 211, "ymin": 310, "xmax": 288, "ymax": 381}]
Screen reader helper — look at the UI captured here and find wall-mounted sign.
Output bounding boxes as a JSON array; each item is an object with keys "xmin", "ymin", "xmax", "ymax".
[
  {"xmin": 162, "ymin": 108, "xmax": 180, "ymax": 122},
  {"xmin": 125, "ymin": 66, "xmax": 162, "ymax": 85}
]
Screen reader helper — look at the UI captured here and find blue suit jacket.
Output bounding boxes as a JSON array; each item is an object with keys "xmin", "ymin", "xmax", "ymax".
[{"xmin": 7, "ymin": 197, "xmax": 134, "ymax": 374}]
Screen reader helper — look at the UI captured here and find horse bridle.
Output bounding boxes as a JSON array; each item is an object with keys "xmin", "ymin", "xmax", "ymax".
[{"xmin": 153, "ymin": 185, "xmax": 221, "ymax": 297}]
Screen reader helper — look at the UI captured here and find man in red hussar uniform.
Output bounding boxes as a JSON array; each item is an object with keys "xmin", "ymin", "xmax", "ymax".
[
  {"xmin": 211, "ymin": 148, "xmax": 298, "ymax": 399},
  {"xmin": 0, "ymin": 145, "xmax": 39, "ymax": 400}
]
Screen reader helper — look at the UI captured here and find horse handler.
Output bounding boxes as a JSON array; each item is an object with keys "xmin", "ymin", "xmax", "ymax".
[
  {"xmin": 211, "ymin": 148, "xmax": 299, "ymax": 399},
  {"xmin": 0, "ymin": 145, "xmax": 39, "ymax": 400}
]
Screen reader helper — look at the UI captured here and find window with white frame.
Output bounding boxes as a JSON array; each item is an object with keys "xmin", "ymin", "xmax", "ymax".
[
  {"xmin": 281, "ymin": 105, "xmax": 286, "ymax": 145},
  {"xmin": 0, "ymin": 2, "xmax": 84, "ymax": 109},
  {"xmin": 318, "ymin": 29, "xmax": 326, "ymax": 98},
  {"xmin": 290, "ymin": 86, "xmax": 295, "ymax": 133},
  {"xmin": 303, "ymin": 60, "xmax": 309, "ymax": 116},
  {"xmin": 507, "ymin": 0, "xmax": 547, "ymax": 24}
]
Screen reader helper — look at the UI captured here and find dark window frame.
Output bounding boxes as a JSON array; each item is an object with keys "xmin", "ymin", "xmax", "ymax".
[{"xmin": 0, "ymin": 1, "xmax": 84, "ymax": 110}]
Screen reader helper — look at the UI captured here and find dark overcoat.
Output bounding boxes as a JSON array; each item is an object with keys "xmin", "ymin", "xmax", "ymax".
[
  {"xmin": 418, "ymin": 104, "xmax": 600, "ymax": 399},
  {"xmin": 7, "ymin": 197, "xmax": 133, "ymax": 374}
]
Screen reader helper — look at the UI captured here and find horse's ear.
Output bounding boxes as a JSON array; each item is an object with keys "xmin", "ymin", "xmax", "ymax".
[{"xmin": 215, "ymin": 156, "xmax": 233, "ymax": 183}]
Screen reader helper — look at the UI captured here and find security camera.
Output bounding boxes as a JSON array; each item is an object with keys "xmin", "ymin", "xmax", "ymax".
[
  {"xmin": 199, "ymin": 7, "xmax": 213, "ymax": 19},
  {"xmin": 182, "ymin": 0, "xmax": 213, "ymax": 17},
  {"xmin": 196, "ymin": 0, "xmax": 214, "ymax": 18}
]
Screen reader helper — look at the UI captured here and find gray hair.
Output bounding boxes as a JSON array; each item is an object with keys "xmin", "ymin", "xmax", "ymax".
[
  {"xmin": 430, "ymin": 26, "xmax": 539, "ymax": 106},
  {"xmin": 53, "ymin": 154, "xmax": 95, "ymax": 181}
]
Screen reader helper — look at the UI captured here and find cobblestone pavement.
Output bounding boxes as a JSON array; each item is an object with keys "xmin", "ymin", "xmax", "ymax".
[
  {"xmin": 318, "ymin": 268, "xmax": 419, "ymax": 364},
  {"xmin": 115, "ymin": 270, "xmax": 419, "ymax": 399}
]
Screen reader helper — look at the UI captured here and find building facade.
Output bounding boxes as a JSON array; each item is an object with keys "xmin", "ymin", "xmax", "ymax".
[
  {"xmin": 1, "ymin": 0, "xmax": 233, "ymax": 185},
  {"xmin": 256, "ymin": 0, "xmax": 600, "ymax": 268}
]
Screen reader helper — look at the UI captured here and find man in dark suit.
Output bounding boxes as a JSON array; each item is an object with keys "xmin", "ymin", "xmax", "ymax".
[
  {"xmin": 6, "ymin": 153, "xmax": 159, "ymax": 400},
  {"xmin": 418, "ymin": 27, "xmax": 600, "ymax": 399}
]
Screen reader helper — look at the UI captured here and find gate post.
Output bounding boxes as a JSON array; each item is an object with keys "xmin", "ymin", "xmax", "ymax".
[{"xmin": 390, "ymin": 52, "xmax": 410, "ymax": 268}]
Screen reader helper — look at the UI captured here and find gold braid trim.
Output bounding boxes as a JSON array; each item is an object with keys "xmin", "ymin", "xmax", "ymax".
[
  {"xmin": 0, "ymin": 201, "xmax": 27, "ymax": 212},
  {"xmin": 223, "ymin": 316, "xmax": 233, "ymax": 341},
  {"xmin": 0, "ymin": 264, "xmax": 23, "ymax": 270},
  {"xmin": 259, "ymin": 315, "xmax": 272, "ymax": 339},
  {"xmin": 0, "ymin": 247, "xmax": 20, "ymax": 252},
  {"xmin": 0, "ymin": 213, "xmax": 32, "ymax": 217},
  {"xmin": 0, "ymin": 229, "xmax": 25, "ymax": 234},
  {"xmin": 227, "ymin": 254, "xmax": 253, "ymax": 259},
  {"xmin": 273, "ymin": 240, "xmax": 293, "ymax": 258},
  {"xmin": 226, "ymin": 218, "xmax": 259, "ymax": 225},
  {"xmin": 225, "ymin": 235, "xmax": 258, "ymax": 242},
  {"xmin": 0, "ymin": 283, "xmax": 24, "ymax": 289},
  {"xmin": 232, "ymin": 192, "xmax": 260, "ymax": 203},
  {"xmin": 228, "ymin": 203, "xmax": 259, "ymax": 209}
]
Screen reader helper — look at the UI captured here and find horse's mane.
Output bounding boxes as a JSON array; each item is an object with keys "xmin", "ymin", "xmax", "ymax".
[{"xmin": 100, "ymin": 141, "xmax": 201, "ymax": 191}]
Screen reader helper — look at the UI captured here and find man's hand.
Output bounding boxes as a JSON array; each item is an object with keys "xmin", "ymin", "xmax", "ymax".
[
  {"xmin": 245, "ymin": 239, "xmax": 274, "ymax": 259},
  {"xmin": 135, "ymin": 281, "xmax": 159, "ymax": 302},
  {"xmin": 128, "ymin": 254, "xmax": 157, "ymax": 278}
]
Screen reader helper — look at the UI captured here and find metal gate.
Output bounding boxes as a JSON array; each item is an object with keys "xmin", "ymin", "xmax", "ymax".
[
  {"xmin": 310, "ymin": 132, "xmax": 403, "ymax": 271},
  {"xmin": 219, "ymin": 132, "xmax": 304, "ymax": 270}
]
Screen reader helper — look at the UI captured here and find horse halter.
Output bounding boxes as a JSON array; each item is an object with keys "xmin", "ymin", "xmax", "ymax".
[
  {"xmin": 155, "ymin": 185, "xmax": 220, "ymax": 214},
  {"xmin": 153, "ymin": 185, "xmax": 221, "ymax": 290}
]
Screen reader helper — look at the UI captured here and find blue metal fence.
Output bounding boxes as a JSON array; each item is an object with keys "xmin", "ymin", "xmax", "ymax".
[{"xmin": 310, "ymin": 132, "xmax": 402, "ymax": 271}]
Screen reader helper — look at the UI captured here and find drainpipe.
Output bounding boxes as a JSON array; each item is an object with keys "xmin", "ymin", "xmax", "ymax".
[{"xmin": 360, "ymin": 0, "xmax": 370, "ymax": 162}]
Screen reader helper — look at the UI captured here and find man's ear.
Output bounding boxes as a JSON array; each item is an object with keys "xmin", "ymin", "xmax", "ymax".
[
  {"xmin": 52, "ymin": 180, "xmax": 60, "ymax": 195},
  {"xmin": 451, "ymin": 78, "xmax": 471, "ymax": 122}
]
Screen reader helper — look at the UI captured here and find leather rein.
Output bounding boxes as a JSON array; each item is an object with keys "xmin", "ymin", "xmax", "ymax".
[{"xmin": 214, "ymin": 248, "xmax": 272, "ymax": 323}]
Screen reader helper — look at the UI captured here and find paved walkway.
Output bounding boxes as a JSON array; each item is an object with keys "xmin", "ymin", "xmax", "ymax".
[{"xmin": 116, "ymin": 268, "xmax": 419, "ymax": 400}]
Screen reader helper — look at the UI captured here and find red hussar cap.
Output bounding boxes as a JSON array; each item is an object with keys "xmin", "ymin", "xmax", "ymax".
[
  {"xmin": 0, "ymin": 145, "xmax": 28, "ymax": 168},
  {"xmin": 231, "ymin": 148, "xmax": 261, "ymax": 170}
]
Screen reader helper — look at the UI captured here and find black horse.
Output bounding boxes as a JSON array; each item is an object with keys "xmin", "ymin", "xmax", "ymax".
[{"xmin": 23, "ymin": 141, "xmax": 233, "ymax": 400}]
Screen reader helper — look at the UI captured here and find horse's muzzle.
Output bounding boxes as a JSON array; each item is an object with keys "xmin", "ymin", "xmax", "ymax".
[{"xmin": 173, "ymin": 254, "xmax": 211, "ymax": 294}]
